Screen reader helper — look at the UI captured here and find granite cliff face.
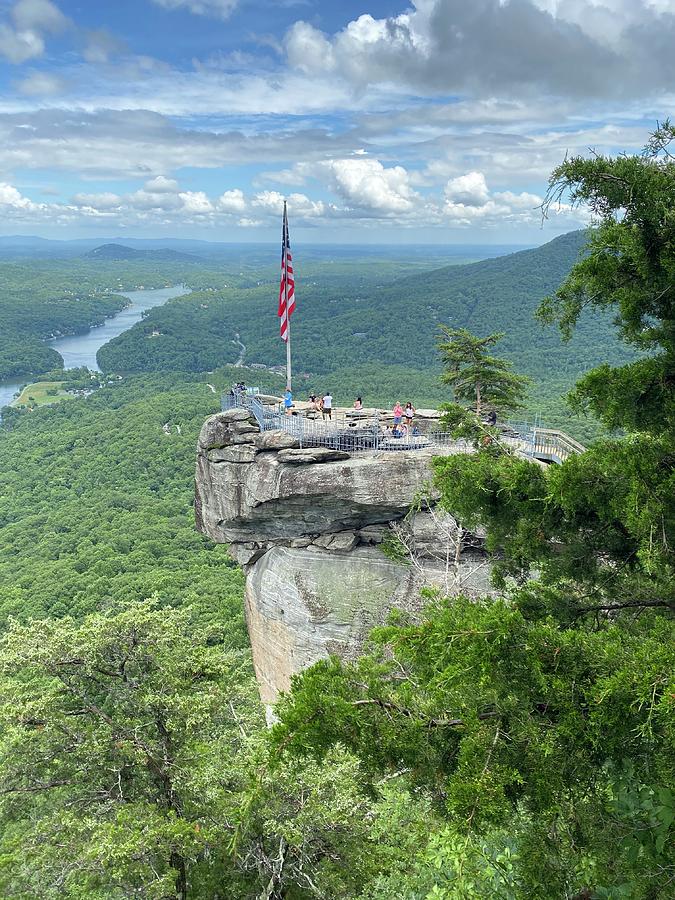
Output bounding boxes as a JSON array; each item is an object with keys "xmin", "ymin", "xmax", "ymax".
[{"xmin": 195, "ymin": 409, "xmax": 490, "ymax": 705}]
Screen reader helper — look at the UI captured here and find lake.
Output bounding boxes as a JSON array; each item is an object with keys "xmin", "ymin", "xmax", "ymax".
[{"xmin": 0, "ymin": 284, "xmax": 187, "ymax": 409}]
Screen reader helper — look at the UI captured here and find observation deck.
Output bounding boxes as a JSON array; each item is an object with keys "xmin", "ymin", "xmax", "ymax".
[{"xmin": 221, "ymin": 389, "xmax": 585, "ymax": 465}]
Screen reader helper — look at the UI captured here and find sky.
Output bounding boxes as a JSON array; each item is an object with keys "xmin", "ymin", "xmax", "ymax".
[{"xmin": 0, "ymin": 0, "xmax": 673, "ymax": 243}]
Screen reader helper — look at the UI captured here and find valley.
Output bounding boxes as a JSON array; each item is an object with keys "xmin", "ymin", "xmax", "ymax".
[{"xmin": 0, "ymin": 211, "xmax": 671, "ymax": 899}]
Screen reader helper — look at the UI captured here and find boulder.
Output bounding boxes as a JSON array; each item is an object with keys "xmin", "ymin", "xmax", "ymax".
[
  {"xmin": 230, "ymin": 542, "xmax": 266, "ymax": 567},
  {"xmin": 358, "ymin": 524, "xmax": 387, "ymax": 544},
  {"xmin": 194, "ymin": 409, "xmax": 494, "ymax": 707},
  {"xmin": 276, "ymin": 447, "xmax": 351, "ymax": 464},
  {"xmin": 208, "ymin": 445, "xmax": 259, "ymax": 464},
  {"xmin": 221, "ymin": 408, "xmax": 257, "ymax": 423},
  {"xmin": 312, "ymin": 531, "xmax": 359, "ymax": 552},
  {"xmin": 254, "ymin": 430, "xmax": 300, "ymax": 450},
  {"xmin": 196, "ymin": 447, "xmax": 445, "ymax": 544},
  {"xmin": 198, "ymin": 410, "xmax": 259, "ymax": 450}
]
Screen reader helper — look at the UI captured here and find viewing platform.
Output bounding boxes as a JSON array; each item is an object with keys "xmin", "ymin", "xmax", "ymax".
[
  {"xmin": 221, "ymin": 389, "xmax": 585, "ymax": 465},
  {"xmin": 197, "ymin": 389, "xmax": 586, "ymax": 706}
]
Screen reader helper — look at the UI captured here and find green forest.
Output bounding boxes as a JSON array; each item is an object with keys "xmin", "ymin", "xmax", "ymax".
[
  {"xmin": 0, "ymin": 130, "xmax": 673, "ymax": 898},
  {"xmin": 94, "ymin": 230, "xmax": 635, "ymax": 438},
  {"xmin": 0, "ymin": 259, "xmax": 196, "ymax": 381}
]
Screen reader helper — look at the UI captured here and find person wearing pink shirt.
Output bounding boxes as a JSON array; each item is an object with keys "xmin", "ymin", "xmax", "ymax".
[{"xmin": 392, "ymin": 401, "xmax": 403, "ymax": 425}]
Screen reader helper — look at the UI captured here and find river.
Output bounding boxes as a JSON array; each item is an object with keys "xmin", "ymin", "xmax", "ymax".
[{"xmin": 0, "ymin": 284, "xmax": 188, "ymax": 409}]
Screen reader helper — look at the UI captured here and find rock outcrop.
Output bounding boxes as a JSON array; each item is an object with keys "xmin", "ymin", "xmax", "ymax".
[{"xmin": 195, "ymin": 409, "xmax": 490, "ymax": 706}]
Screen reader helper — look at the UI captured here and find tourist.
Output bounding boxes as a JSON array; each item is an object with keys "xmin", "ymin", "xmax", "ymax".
[
  {"xmin": 486, "ymin": 410, "xmax": 497, "ymax": 427},
  {"xmin": 404, "ymin": 401, "xmax": 415, "ymax": 429},
  {"xmin": 392, "ymin": 401, "xmax": 403, "ymax": 425},
  {"xmin": 353, "ymin": 396, "xmax": 363, "ymax": 410},
  {"xmin": 322, "ymin": 391, "xmax": 333, "ymax": 420},
  {"xmin": 283, "ymin": 388, "xmax": 293, "ymax": 414}
]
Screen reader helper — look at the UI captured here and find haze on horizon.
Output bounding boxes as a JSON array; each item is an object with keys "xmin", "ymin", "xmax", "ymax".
[{"xmin": 0, "ymin": 0, "xmax": 672, "ymax": 245}]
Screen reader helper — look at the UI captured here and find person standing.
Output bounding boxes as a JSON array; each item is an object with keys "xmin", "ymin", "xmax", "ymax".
[
  {"xmin": 404, "ymin": 401, "xmax": 415, "ymax": 430},
  {"xmin": 322, "ymin": 391, "xmax": 333, "ymax": 420},
  {"xmin": 392, "ymin": 401, "xmax": 403, "ymax": 426},
  {"xmin": 353, "ymin": 396, "xmax": 363, "ymax": 410},
  {"xmin": 284, "ymin": 388, "xmax": 293, "ymax": 414}
]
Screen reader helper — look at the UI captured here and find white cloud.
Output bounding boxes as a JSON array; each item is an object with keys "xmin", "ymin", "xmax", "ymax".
[
  {"xmin": 216, "ymin": 188, "xmax": 246, "ymax": 213},
  {"xmin": 151, "ymin": 0, "xmax": 238, "ymax": 20},
  {"xmin": 178, "ymin": 190, "xmax": 213, "ymax": 213},
  {"xmin": 284, "ymin": 0, "xmax": 675, "ymax": 101},
  {"xmin": 0, "ymin": 23, "xmax": 45, "ymax": 62},
  {"xmin": 284, "ymin": 20, "xmax": 336, "ymax": 74},
  {"xmin": 0, "ymin": 0, "xmax": 67, "ymax": 64},
  {"xmin": 252, "ymin": 190, "xmax": 325, "ymax": 218},
  {"xmin": 0, "ymin": 181, "xmax": 46, "ymax": 215},
  {"xmin": 72, "ymin": 191, "xmax": 121, "ymax": 209},
  {"xmin": 0, "ymin": 170, "xmax": 593, "ymax": 236},
  {"xmin": 286, "ymin": 158, "xmax": 418, "ymax": 216},
  {"xmin": 12, "ymin": 0, "xmax": 66, "ymax": 32},
  {"xmin": 444, "ymin": 171, "xmax": 490, "ymax": 207},
  {"xmin": 439, "ymin": 170, "xmax": 570, "ymax": 229},
  {"xmin": 144, "ymin": 175, "xmax": 179, "ymax": 193},
  {"xmin": 15, "ymin": 70, "xmax": 66, "ymax": 96},
  {"xmin": 0, "ymin": 107, "xmax": 378, "ymax": 187},
  {"xmin": 82, "ymin": 28, "xmax": 125, "ymax": 64},
  {"xmin": 127, "ymin": 189, "xmax": 182, "ymax": 211}
]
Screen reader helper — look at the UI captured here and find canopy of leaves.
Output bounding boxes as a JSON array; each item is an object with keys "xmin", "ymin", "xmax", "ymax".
[
  {"xmin": 539, "ymin": 121, "xmax": 675, "ymax": 435},
  {"xmin": 270, "ymin": 128, "xmax": 675, "ymax": 898},
  {"xmin": 437, "ymin": 327, "xmax": 530, "ymax": 416},
  {"xmin": 273, "ymin": 597, "xmax": 674, "ymax": 898}
]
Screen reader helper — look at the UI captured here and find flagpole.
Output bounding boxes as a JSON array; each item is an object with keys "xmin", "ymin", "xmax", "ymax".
[
  {"xmin": 284, "ymin": 200, "xmax": 292, "ymax": 392},
  {"xmin": 285, "ymin": 292, "xmax": 292, "ymax": 392}
]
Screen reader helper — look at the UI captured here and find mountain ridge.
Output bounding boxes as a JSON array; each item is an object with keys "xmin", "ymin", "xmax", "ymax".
[{"xmin": 84, "ymin": 243, "xmax": 201, "ymax": 262}]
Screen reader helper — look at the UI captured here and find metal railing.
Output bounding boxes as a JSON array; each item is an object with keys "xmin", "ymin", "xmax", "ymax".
[
  {"xmin": 220, "ymin": 390, "xmax": 585, "ymax": 461},
  {"xmin": 531, "ymin": 428, "xmax": 586, "ymax": 464}
]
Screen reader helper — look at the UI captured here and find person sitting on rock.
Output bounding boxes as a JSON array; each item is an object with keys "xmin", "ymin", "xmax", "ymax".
[{"xmin": 353, "ymin": 396, "xmax": 363, "ymax": 410}]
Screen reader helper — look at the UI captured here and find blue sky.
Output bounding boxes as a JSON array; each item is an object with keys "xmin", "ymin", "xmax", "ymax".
[{"xmin": 0, "ymin": 0, "xmax": 672, "ymax": 243}]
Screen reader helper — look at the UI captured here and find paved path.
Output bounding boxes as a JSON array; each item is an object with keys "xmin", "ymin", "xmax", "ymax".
[{"xmin": 233, "ymin": 332, "xmax": 246, "ymax": 367}]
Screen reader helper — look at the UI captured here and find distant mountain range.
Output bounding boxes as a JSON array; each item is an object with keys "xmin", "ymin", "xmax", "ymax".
[
  {"xmin": 0, "ymin": 234, "xmax": 530, "ymax": 263},
  {"xmin": 98, "ymin": 228, "xmax": 633, "ymax": 393},
  {"xmin": 83, "ymin": 243, "xmax": 201, "ymax": 262}
]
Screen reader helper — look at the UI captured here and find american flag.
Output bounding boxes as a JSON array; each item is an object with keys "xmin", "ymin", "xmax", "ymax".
[{"xmin": 278, "ymin": 201, "xmax": 295, "ymax": 342}]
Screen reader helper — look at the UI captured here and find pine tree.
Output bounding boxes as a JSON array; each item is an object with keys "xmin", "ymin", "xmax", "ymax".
[{"xmin": 437, "ymin": 327, "xmax": 529, "ymax": 418}]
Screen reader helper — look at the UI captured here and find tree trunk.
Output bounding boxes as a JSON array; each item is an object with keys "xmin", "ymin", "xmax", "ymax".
[
  {"xmin": 171, "ymin": 851, "xmax": 188, "ymax": 900},
  {"xmin": 476, "ymin": 381, "xmax": 482, "ymax": 418}
]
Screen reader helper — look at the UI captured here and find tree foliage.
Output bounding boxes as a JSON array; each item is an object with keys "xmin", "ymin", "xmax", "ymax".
[
  {"xmin": 272, "ymin": 597, "xmax": 674, "ymax": 898},
  {"xmin": 539, "ymin": 120, "xmax": 675, "ymax": 435},
  {"xmin": 0, "ymin": 600, "xmax": 262, "ymax": 898},
  {"xmin": 437, "ymin": 327, "xmax": 530, "ymax": 417},
  {"xmin": 269, "ymin": 128, "xmax": 675, "ymax": 898}
]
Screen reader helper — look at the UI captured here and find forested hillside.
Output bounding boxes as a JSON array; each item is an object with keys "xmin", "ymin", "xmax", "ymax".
[
  {"xmin": 0, "ymin": 252, "xmax": 465, "ymax": 383},
  {"xmin": 0, "ymin": 259, "xmax": 198, "ymax": 380},
  {"xmin": 0, "ymin": 373, "xmax": 245, "ymax": 628},
  {"xmin": 97, "ymin": 231, "xmax": 635, "ymax": 426}
]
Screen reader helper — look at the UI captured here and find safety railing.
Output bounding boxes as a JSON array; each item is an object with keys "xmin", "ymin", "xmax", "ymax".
[
  {"xmin": 220, "ymin": 390, "xmax": 585, "ymax": 461},
  {"xmin": 531, "ymin": 428, "xmax": 586, "ymax": 464}
]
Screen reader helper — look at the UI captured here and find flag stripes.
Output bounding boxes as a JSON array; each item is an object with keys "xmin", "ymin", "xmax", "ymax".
[{"xmin": 278, "ymin": 201, "xmax": 295, "ymax": 342}]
